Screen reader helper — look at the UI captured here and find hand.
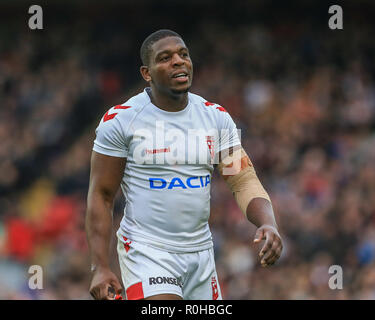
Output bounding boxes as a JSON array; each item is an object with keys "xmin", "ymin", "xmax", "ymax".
[
  {"xmin": 89, "ymin": 267, "xmax": 123, "ymax": 300},
  {"xmin": 253, "ymin": 225, "xmax": 283, "ymax": 267}
]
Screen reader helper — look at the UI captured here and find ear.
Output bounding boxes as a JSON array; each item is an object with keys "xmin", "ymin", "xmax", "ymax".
[{"xmin": 140, "ymin": 66, "xmax": 152, "ymax": 82}]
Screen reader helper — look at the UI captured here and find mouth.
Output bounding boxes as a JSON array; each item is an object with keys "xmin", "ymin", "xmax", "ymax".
[{"xmin": 172, "ymin": 72, "xmax": 189, "ymax": 83}]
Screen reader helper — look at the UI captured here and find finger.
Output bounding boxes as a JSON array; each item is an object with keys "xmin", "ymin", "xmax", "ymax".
[
  {"xmin": 262, "ymin": 245, "xmax": 282, "ymax": 267},
  {"xmin": 253, "ymin": 228, "xmax": 265, "ymax": 243},
  {"xmin": 110, "ymin": 278, "xmax": 123, "ymax": 295},
  {"xmin": 259, "ymin": 232, "xmax": 272, "ymax": 257},
  {"xmin": 90, "ymin": 286, "xmax": 102, "ymax": 300},
  {"xmin": 89, "ymin": 287, "xmax": 98, "ymax": 300},
  {"xmin": 262, "ymin": 240, "xmax": 282, "ymax": 266},
  {"xmin": 268, "ymin": 246, "xmax": 283, "ymax": 265},
  {"xmin": 99, "ymin": 283, "xmax": 112, "ymax": 300},
  {"xmin": 261, "ymin": 242, "xmax": 277, "ymax": 265}
]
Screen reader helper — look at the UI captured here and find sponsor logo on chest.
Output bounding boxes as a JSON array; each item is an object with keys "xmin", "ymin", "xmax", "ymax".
[{"xmin": 149, "ymin": 175, "xmax": 211, "ymax": 189}]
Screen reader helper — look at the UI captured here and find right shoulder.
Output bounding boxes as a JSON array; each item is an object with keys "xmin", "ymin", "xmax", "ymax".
[
  {"xmin": 93, "ymin": 90, "xmax": 150, "ymax": 158},
  {"xmin": 97, "ymin": 90, "xmax": 150, "ymax": 128}
]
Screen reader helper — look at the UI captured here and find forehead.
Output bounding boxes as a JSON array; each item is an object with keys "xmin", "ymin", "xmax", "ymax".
[{"xmin": 151, "ymin": 36, "xmax": 187, "ymax": 56}]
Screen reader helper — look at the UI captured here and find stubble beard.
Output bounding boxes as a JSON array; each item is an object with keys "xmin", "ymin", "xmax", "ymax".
[{"xmin": 170, "ymin": 84, "xmax": 191, "ymax": 95}]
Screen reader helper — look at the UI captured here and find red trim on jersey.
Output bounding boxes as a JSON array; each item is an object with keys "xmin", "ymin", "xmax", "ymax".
[
  {"xmin": 114, "ymin": 105, "xmax": 131, "ymax": 110},
  {"xmin": 205, "ymin": 101, "xmax": 227, "ymax": 112},
  {"xmin": 103, "ymin": 110, "xmax": 118, "ymax": 122},
  {"xmin": 122, "ymin": 236, "xmax": 132, "ymax": 253},
  {"xmin": 126, "ymin": 282, "xmax": 144, "ymax": 300},
  {"xmin": 216, "ymin": 106, "xmax": 227, "ymax": 112},
  {"xmin": 103, "ymin": 106, "xmax": 131, "ymax": 122},
  {"xmin": 211, "ymin": 276, "xmax": 219, "ymax": 300}
]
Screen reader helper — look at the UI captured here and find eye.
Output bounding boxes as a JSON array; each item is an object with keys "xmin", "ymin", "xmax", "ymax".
[{"xmin": 160, "ymin": 56, "xmax": 170, "ymax": 62}]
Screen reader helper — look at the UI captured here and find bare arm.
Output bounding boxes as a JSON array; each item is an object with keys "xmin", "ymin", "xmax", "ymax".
[
  {"xmin": 86, "ymin": 151, "xmax": 126, "ymax": 299},
  {"xmin": 247, "ymin": 198, "xmax": 282, "ymax": 267}
]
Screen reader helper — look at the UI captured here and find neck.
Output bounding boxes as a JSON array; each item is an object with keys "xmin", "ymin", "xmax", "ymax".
[{"xmin": 148, "ymin": 86, "xmax": 189, "ymax": 112}]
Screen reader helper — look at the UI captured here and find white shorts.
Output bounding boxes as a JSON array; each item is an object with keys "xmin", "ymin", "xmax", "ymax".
[{"xmin": 117, "ymin": 234, "xmax": 222, "ymax": 300}]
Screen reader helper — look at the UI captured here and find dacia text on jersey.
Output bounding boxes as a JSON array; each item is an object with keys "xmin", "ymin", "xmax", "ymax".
[{"xmin": 149, "ymin": 175, "xmax": 211, "ymax": 189}]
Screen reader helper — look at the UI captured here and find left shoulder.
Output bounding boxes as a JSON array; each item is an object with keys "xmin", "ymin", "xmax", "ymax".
[{"xmin": 188, "ymin": 92, "xmax": 229, "ymax": 114}]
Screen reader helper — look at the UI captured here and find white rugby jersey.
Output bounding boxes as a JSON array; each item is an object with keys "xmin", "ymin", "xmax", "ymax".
[{"xmin": 93, "ymin": 87, "xmax": 241, "ymax": 253}]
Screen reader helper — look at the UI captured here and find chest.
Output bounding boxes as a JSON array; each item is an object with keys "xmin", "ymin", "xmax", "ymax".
[{"xmin": 127, "ymin": 113, "xmax": 219, "ymax": 165}]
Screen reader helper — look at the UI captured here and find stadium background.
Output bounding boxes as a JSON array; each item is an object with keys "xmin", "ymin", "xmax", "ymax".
[{"xmin": 1, "ymin": 0, "xmax": 375, "ymax": 299}]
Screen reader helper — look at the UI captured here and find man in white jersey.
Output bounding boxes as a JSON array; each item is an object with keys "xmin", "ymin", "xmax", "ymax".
[{"xmin": 86, "ymin": 29, "xmax": 283, "ymax": 300}]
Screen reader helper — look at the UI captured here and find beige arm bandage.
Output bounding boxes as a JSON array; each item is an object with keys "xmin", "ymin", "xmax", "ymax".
[{"xmin": 218, "ymin": 148, "xmax": 271, "ymax": 216}]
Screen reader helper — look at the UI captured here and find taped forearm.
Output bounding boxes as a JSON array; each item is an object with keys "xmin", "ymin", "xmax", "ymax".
[{"xmin": 218, "ymin": 148, "xmax": 271, "ymax": 216}]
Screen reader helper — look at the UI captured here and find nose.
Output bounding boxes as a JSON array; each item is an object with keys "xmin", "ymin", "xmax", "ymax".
[{"xmin": 171, "ymin": 53, "xmax": 184, "ymax": 66}]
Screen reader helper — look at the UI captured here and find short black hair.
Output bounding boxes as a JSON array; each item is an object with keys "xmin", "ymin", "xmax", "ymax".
[{"xmin": 140, "ymin": 29, "xmax": 182, "ymax": 66}]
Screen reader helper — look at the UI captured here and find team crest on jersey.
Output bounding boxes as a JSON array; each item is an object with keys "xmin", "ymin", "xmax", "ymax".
[
  {"xmin": 211, "ymin": 276, "xmax": 219, "ymax": 300},
  {"xmin": 206, "ymin": 136, "xmax": 215, "ymax": 160}
]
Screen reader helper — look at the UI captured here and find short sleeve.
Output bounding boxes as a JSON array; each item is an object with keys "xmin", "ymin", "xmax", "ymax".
[
  {"xmin": 93, "ymin": 113, "xmax": 128, "ymax": 158},
  {"xmin": 216, "ymin": 109, "xmax": 241, "ymax": 153}
]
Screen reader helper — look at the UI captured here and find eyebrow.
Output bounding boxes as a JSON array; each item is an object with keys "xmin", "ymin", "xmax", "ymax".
[{"xmin": 154, "ymin": 46, "xmax": 188, "ymax": 60}]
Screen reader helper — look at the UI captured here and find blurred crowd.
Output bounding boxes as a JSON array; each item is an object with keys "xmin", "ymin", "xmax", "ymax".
[{"xmin": 1, "ymin": 3, "xmax": 375, "ymax": 299}]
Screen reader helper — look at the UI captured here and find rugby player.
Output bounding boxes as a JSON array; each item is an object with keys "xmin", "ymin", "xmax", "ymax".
[{"xmin": 86, "ymin": 29, "xmax": 283, "ymax": 300}]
